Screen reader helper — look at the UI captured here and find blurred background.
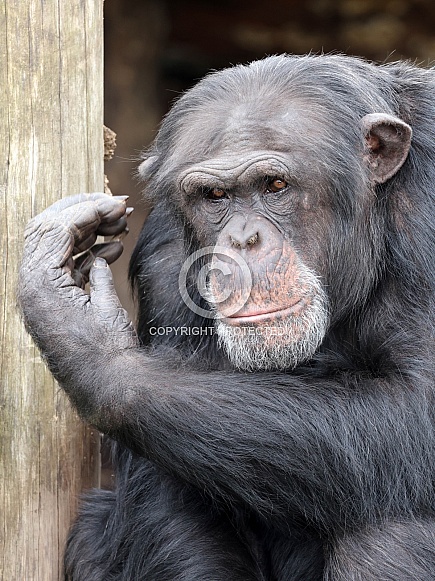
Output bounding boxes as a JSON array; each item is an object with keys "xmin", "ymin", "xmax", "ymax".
[{"xmin": 104, "ymin": 0, "xmax": 435, "ymax": 316}]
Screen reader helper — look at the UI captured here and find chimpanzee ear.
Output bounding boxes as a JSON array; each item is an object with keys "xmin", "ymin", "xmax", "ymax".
[
  {"xmin": 361, "ymin": 113, "xmax": 412, "ymax": 184},
  {"xmin": 138, "ymin": 155, "xmax": 158, "ymax": 180}
]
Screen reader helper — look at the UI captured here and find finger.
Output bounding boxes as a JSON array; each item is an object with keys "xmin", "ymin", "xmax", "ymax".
[
  {"xmin": 22, "ymin": 193, "xmax": 131, "ymax": 302},
  {"xmin": 29, "ymin": 193, "xmax": 121, "ymax": 225},
  {"xmin": 74, "ymin": 215, "xmax": 129, "ymax": 252},
  {"xmin": 63, "ymin": 257, "xmax": 88, "ymax": 289},
  {"xmin": 94, "ymin": 196, "xmax": 130, "ymax": 224},
  {"xmin": 35, "ymin": 193, "xmax": 128, "ymax": 219},
  {"xmin": 74, "ymin": 242, "xmax": 124, "ymax": 279},
  {"xmin": 71, "ymin": 268, "xmax": 87, "ymax": 289},
  {"xmin": 89, "ymin": 258, "xmax": 137, "ymax": 342},
  {"xmin": 60, "ymin": 198, "xmax": 127, "ymax": 236},
  {"xmin": 74, "ymin": 232, "xmax": 98, "ymax": 254},
  {"xmin": 26, "ymin": 195, "xmax": 129, "ymax": 243},
  {"xmin": 96, "ymin": 216, "xmax": 128, "ymax": 236},
  {"xmin": 26, "ymin": 198, "xmax": 127, "ymax": 270},
  {"xmin": 91, "ymin": 241, "xmax": 124, "ymax": 264}
]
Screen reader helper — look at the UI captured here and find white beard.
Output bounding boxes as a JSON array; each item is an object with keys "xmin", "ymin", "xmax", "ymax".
[{"xmin": 213, "ymin": 267, "xmax": 329, "ymax": 371}]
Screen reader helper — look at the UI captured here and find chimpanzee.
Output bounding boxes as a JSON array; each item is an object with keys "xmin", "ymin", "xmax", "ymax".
[{"xmin": 19, "ymin": 54, "xmax": 435, "ymax": 580}]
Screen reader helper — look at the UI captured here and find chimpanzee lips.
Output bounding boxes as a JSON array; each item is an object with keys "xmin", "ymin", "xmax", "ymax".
[{"xmin": 223, "ymin": 297, "xmax": 306, "ymax": 325}]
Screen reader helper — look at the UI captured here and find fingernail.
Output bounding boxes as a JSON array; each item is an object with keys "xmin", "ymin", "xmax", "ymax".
[
  {"xmin": 114, "ymin": 228, "xmax": 129, "ymax": 241},
  {"xmin": 94, "ymin": 257, "xmax": 108, "ymax": 268},
  {"xmin": 113, "ymin": 195, "xmax": 129, "ymax": 202},
  {"xmin": 126, "ymin": 207, "xmax": 134, "ymax": 217}
]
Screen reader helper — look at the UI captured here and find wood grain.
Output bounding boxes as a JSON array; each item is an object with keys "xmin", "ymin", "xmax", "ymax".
[{"xmin": 0, "ymin": 2, "xmax": 103, "ymax": 579}]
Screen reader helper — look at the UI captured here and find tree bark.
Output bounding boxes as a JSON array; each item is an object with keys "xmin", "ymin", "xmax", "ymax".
[{"xmin": 0, "ymin": 2, "xmax": 103, "ymax": 579}]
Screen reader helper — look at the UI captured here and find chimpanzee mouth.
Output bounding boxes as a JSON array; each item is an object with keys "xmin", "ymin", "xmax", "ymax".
[
  {"xmin": 223, "ymin": 298, "xmax": 307, "ymax": 325},
  {"xmin": 214, "ymin": 287, "xmax": 328, "ymax": 371}
]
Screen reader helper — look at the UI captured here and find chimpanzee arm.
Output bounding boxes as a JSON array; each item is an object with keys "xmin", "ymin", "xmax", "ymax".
[
  {"xmin": 19, "ymin": 195, "xmax": 435, "ymax": 533},
  {"xmin": 100, "ymin": 351, "xmax": 434, "ymax": 532}
]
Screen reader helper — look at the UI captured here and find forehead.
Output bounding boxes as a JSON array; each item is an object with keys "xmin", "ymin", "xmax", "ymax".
[{"xmin": 169, "ymin": 96, "xmax": 331, "ymax": 166}]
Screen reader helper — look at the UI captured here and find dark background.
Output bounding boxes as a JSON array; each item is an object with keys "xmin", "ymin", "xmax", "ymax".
[{"xmin": 104, "ymin": 0, "xmax": 435, "ymax": 314}]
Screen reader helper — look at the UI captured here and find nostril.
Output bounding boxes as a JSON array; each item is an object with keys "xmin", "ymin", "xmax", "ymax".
[
  {"xmin": 230, "ymin": 235, "xmax": 242, "ymax": 249},
  {"xmin": 246, "ymin": 233, "xmax": 258, "ymax": 246},
  {"xmin": 230, "ymin": 230, "xmax": 259, "ymax": 249}
]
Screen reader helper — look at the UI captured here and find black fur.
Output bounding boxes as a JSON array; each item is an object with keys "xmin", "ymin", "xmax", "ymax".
[{"xmin": 64, "ymin": 55, "xmax": 434, "ymax": 579}]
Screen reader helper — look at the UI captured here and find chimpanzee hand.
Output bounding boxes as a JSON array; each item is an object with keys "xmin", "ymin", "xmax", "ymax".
[{"xmin": 19, "ymin": 194, "xmax": 138, "ymax": 379}]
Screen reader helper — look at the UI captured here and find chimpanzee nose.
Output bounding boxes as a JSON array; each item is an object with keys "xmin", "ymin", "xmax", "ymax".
[{"xmin": 229, "ymin": 223, "xmax": 260, "ymax": 249}]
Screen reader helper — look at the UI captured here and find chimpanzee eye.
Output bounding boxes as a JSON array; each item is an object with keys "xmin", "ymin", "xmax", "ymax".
[
  {"xmin": 202, "ymin": 187, "xmax": 228, "ymax": 202},
  {"xmin": 266, "ymin": 178, "xmax": 288, "ymax": 194}
]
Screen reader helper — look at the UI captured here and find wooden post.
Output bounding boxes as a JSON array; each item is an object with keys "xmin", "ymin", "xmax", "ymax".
[{"xmin": 0, "ymin": 2, "xmax": 103, "ymax": 579}]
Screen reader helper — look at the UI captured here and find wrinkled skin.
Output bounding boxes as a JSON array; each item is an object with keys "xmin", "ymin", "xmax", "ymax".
[
  {"xmin": 19, "ymin": 55, "xmax": 435, "ymax": 581},
  {"xmin": 20, "ymin": 194, "xmax": 134, "ymax": 335}
]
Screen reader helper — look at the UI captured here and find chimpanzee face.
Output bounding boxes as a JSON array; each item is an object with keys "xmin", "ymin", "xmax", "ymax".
[
  {"xmin": 172, "ymin": 104, "xmax": 330, "ymax": 369},
  {"xmin": 141, "ymin": 74, "xmax": 411, "ymax": 371}
]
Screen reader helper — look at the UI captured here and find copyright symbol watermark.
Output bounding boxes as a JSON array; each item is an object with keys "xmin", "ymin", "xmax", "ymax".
[{"xmin": 178, "ymin": 246, "xmax": 252, "ymax": 319}]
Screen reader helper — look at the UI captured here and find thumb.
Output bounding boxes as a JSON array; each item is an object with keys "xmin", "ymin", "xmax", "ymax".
[{"xmin": 89, "ymin": 258, "xmax": 137, "ymax": 343}]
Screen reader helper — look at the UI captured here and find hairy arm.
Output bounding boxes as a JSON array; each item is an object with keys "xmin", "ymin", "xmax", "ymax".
[{"xmin": 19, "ymin": 195, "xmax": 435, "ymax": 532}]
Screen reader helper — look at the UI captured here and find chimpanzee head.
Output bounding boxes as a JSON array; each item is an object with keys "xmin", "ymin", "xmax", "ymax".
[{"xmin": 138, "ymin": 55, "xmax": 412, "ymax": 370}]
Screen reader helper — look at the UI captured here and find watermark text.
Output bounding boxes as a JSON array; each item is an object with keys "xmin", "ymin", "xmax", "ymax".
[{"xmin": 149, "ymin": 325, "xmax": 289, "ymax": 337}]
